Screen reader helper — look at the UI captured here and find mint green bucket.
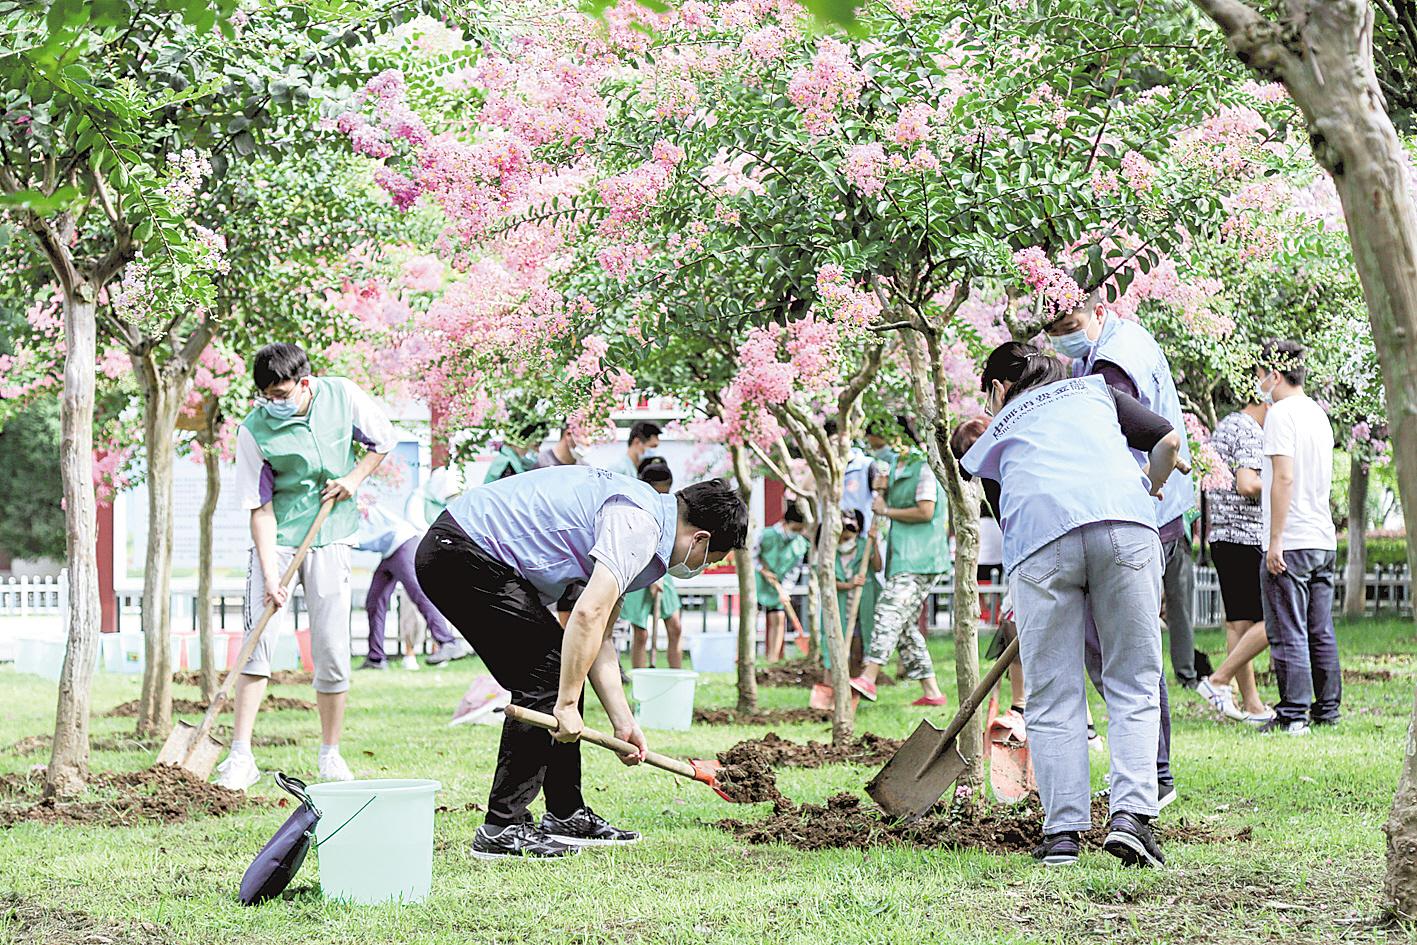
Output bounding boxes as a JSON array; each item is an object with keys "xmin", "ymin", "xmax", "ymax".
[
  {"xmin": 630, "ymin": 669, "xmax": 698, "ymax": 731},
  {"xmin": 306, "ymin": 779, "xmax": 441, "ymax": 904}
]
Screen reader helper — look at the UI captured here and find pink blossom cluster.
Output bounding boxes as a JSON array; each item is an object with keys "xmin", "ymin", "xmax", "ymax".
[
  {"xmin": 815, "ymin": 265, "xmax": 882, "ymax": 326},
  {"xmin": 110, "ymin": 260, "xmax": 151, "ymax": 324},
  {"xmin": 325, "ymin": 278, "xmax": 413, "ymax": 330},
  {"xmin": 597, "ymin": 142, "xmax": 684, "ymax": 224},
  {"xmin": 703, "ymin": 148, "xmax": 767, "ymax": 197},
  {"xmin": 1109, "ymin": 256, "xmax": 1232, "ymax": 338},
  {"xmin": 161, "ymin": 149, "xmax": 212, "ymax": 212},
  {"xmin": 1119, "ymin": 151, "xmax": 1157, "ymax": 193},
  {"xmin": 192, "ymin": 225, "xmax": 229, "ymax": 276},
  {"xmin": 1171, "ymin": 106, "xmax": 1267, "ymax": 177},
  {"xmin": 893, "ymin": 103, "xmax": 935, "ymax": 144},
  {"xmin": 1185, "ymin": 413, "xmax": 1234, "ymax": 492},
  {"xmin": 843, "ymin": 142, "xmax": 887, "ymax": 196},
  {"xmin": 568, "ymin": 334, "xmax": 610, "ymax": 380},
  {"xmin": 402, "ymin": 254, "xmax": 444, "ymax": 292},
  {"xmin": 787, "ymin": 38, "xmax": 866, "ymax": 136},
  {"xmin": 93, "ymin": 440, "xmax": 134, "ymax": 507},
  {"xmin": 1012, "ymin": 247, "xmax": 1084, "ymax": 318},
  {"xmin": 596, "ymin": 241, "xmax": 653, "ymax": 280},
  {"xmin": 785, "ymin": 317, "xmax": 838, "ymax": 391}
]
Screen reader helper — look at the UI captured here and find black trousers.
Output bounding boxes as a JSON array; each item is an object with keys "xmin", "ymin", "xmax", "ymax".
[{"xmin": 415, "ymin": 512, "xmax": 584, "ymax": 826}]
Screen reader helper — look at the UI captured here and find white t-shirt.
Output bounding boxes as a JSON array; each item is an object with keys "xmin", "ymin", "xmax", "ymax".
[
  {"xmin": 914, "ymin": 465, "xmax": 938, "ymax": 503},
  {"xmin": 978, "ymin": 515, "xmax": 1004, "ymax": 568},
  {"xmin": 1261, "ymin": 392, "xmax": 1336, "ymax": 551},
  {"xmin": 589, "ymin": 497, "xmax": 661, "ymax": 596}
]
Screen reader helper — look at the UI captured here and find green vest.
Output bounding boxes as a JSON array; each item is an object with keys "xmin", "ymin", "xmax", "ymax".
[
  {"xmin": 885, "ymin": 455, "xmax": 951, "ymax": 578},
  {"xmin": 240, "ymin": 377, "xmax": 360, "ymax": 547},
  {"xmin": 833, "ymin": 540, "xmax": 877, "ymax": 646},
  {"xmin": 755, "ymin": 524, "xmax": 808, "ymax": 608},
  {"xmin": 484, "ymin": 445, "xmax": 532, "ymax": 484}
]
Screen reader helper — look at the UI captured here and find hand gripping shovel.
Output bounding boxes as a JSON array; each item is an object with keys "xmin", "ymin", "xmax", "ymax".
[
  {"xmin": 866, "ymin": 637, "xmax": 1020, "ymax": 820},
  {"xmin": 502, "ymin": 705, "xmax": 737, "ymax": 802},
  {"xmin": 156, "ymin": 500, "xmax": 335, "ymax": 779}
]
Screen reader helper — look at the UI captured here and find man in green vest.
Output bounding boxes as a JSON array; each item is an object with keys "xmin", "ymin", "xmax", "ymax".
[
  {"xmin": 484, "ymin": 421, "xmax": 546, "ymax": 483},
  {"xmin": 607, "ymin": 421, "xmax": 662, "ymax": 478},
  {"xmin": 850, "ymin": 425, "xmax": 950, "ymax": 707},
  {"xmin": 756, "ymin": 502, "xmax": 810, "ymax": 661},
  {"xmin": 216, "ymin": 343, "xmax": 397, "ymax": 791}
]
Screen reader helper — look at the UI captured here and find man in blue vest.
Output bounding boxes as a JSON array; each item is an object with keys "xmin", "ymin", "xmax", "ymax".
[
  {"xmin": 415, "ymin": 467, "xmax": 748, "ymax": 859},
  {"xmin": 1047, "ymin": 292, "xmax": 1194, "ymax": 807}
]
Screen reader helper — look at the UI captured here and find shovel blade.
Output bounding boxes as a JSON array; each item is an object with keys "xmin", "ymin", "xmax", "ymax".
[
  {"xmin": 865, "ymin": 719, "xmax": 969, "ymax": 819},
  {"xmin": 154, "ymin": 721, "xmax": 224, "ymax": 780}
]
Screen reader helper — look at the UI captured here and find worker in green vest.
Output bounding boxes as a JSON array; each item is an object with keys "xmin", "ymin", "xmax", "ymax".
[
  {"xmin": 823, "ymin": 507, "xmax": 881, "ymax": 673},
  {"xmin": 756, "ymin": 502, "xmax": 810, "ymax": 662},
  {"xmin": 851, "ymin": 424, "xmax": 950, "ymax": 707},
  {"xmin": 484, "ymin": 421, "xmax": 546, "ymax": 484},
  {"xmin": 216, "ymin": 343, "xmax": 396, "ymax": 792}
]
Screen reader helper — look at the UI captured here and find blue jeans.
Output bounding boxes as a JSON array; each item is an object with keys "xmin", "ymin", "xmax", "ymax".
[{"xmin": 1261, "ymin": 549, "xmax": 1341, "ymax": 724}]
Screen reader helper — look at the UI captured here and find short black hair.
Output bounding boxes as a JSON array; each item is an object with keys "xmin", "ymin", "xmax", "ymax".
[
  {"xmin": 676, "ymin": 479, "xmax": 748, "ymax": 552},
  {"xmin": 783, "ymin": 502, "xmax": 806, "ymax": 525},
  {"xmin": 637, "ymin": 455, "xmax": 672, "ymax": 486},
  {"xmin": 253, "ymin": 343, "xmax": 310, "ymax": 390},
  {"xmin": 514, "ymin": 420, "xmax": 545, "ymax": 443},
  {"xmin": 981, "ymin": 342, "xmax": 1069, "ymax": 406},
  {"xmin": 843, "ymin": 508, "xmax": 865, "ymax": 533},
  {"xmin": 1259, "ymin": 338, "xmax": 1307, "ymax": 387},
  {"xmin": 629, "ymin": 421, "xmax": 661, "ymax": 445},
  {"xmin": 823, "ymin": 418, "xmax": 839, "ymax": 437}
]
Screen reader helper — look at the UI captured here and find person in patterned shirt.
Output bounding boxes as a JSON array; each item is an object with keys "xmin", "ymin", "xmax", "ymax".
[{"xmin": 1196, "ymin": 399, "xmax": 1275, "ymax": 724}]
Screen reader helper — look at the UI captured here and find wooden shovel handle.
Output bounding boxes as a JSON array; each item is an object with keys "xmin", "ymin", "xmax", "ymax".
[
  {"xmin": 186, "ymin": 499, "xmax": 336, "ymax": 749},
  {"xmin": 765, "ymin": 574, "xmax": 805, "ymax": 637},
  {"xmin": 502, "ymin": 704, "xmax": 698, "ymax": 780},
  {"xmin": 843, "ymin": 489, "xmax": 888, "ymax": 635},
  {"xmin": 938, "ymin": 636, "xmax": 1020, "ymax": 746}
]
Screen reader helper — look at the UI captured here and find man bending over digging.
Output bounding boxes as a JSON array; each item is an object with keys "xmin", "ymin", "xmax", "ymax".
[{"xmin": 415, "ymin": 466, "xmax": 748, "ymax": 859}]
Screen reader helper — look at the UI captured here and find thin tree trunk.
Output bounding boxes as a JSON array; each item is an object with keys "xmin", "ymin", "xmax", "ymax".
[
  {"xmin": 47, "ymin": 287, "xmax": 101, "ymax": 798},
  {"xmin": 196, "ymin": 415, "xmax": 221, "ymax": 702},
  {"xmin": 135, "ymin": 363, "xmax": 185, "ymax": 738},
  {"xmin": 1185, "ymin": 0, "xmax": 1417, "ymax": 915},
  {"xmin": 802, "ymin": 503, "xmax": 821, "ymax": 666},
  {"xmin": 729, "ymin": 444, "xmax": 759, "ymax": 714},
  {"xmin": 942, "ymin": 464, "xmax": 984, "ymax": 790},
  {"xmin": 1344, "ymin": 454, "xmax": 1370, "ymax": 620}
]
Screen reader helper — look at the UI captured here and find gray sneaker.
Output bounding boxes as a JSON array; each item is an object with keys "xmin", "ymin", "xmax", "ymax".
[
  {"xmin": 472, "ymin": 822, "xmax": 580, "ymax": 860},
  {"xmin": 426, "ymin": 638, "xmax": 473, "ymax": 666}
]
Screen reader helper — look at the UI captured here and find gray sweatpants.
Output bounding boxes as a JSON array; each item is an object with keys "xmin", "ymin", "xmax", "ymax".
[
  {"xmin": 1012, "ymin": 521, "xmax": 1163, "ymax": 834},
  {"xmin": 242, "ymin": 544, "xmax": 353, "ymax": 694}
]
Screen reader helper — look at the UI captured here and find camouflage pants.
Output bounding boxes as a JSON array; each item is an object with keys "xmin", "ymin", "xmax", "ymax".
[{"xmin": 865, "ymin": 572, "xmax": 939, "ymax": 680}]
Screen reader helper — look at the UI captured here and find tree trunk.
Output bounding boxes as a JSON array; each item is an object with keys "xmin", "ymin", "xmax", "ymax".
[
  {"xmin": 46, "ymin": 287, "xmax": 102, "ymax": 799},
  {"xmin": 729, "ymin": 444, "xmax": 759, "ymax": 714},
  {"xmin": 815, "ymin": 495, "xmax": 853, "ymax": 745},
  {"xmin": 196, "ymin": 421, "xmax": 221, "ymax": 702},
  {"xmin": 1344, "ymin": 454, "xmax": 1370, "ymax": 620},
  {"xmin": 1186, "ymin": 0, "xmax": 1417, "ymax": 915},
  {"xmin": 803, "ymin": 508, "xmax": 821, "ymax": 666},
  {"xmin": 134, "ymin": 361, "xmax": 187, "ymax": 738},
  {"xmin": 942, "ymin": 465, "xmax": 985, "ymax": 790}
]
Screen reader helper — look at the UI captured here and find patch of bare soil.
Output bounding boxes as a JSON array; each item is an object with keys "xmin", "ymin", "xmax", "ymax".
[
  {"xmin": 1254, "ymin": 667, "xmax": 1396, "ymax": 685},
  {"xmin": 718, "ymin": 732, "xmax": 903, "ymax": 769},
  {"xmin": 104, "ymin": 696, "xmax": 314, "ymax": 718},
  {"xmin": 0, "ymin": 765, "xmax": 250, "ymax": 828},
  {"xmin": 6, "ymin": 735, "xmax": 50, "ymax": 757},
  {"xmin": 754, "ymin": 659, "xmax": 897, "ymax": 688},
  {"xmin": 694, "ymin": 707, "xmax": 830, "ymax": 726},
  {"xmin": 0, "ymin": 894, "xmax": 173, "ymax": 944},
  {"xmin": 719, "ymin": 793, "xmax": 1250, "ymax": 854},
  {"xmin": 172, "ymin": 670, "xmax": 313, "ymax": 687}
]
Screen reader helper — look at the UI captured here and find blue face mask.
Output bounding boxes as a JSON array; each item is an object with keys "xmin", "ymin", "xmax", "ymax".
[
  {"xmin": 263, "ymin": 398, "xmax": 298, "ymax": 419},
  {"xmin": 1053, "ymin": 329, "xmax": 1094, "ymax": 359},
  {"xmin": 641, "ymin": 447, "xmax": 660, "ymax": 459}
]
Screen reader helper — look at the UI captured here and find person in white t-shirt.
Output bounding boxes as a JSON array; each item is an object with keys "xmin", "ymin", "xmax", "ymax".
[{"xmin": 1256, "ymin": 339, "xmax": 1340, "ymax": 735}]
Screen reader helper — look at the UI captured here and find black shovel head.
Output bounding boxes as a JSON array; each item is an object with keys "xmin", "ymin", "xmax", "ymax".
[{"xmin": 865, "ymin": 718, "xmax": 969, "ymax": 820}]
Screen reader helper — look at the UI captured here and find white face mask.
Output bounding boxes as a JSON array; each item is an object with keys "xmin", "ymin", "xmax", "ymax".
[
  {"xmin": 1255, "ymin": 374, "xmax": 1275, "ymax": 405},
  {"xmin": 641, "ymin": 447, "xmax": 660, "ymax": 459},
  {"xmin": 1053, "ymin": 328, "xmax": 1094, "ymax": 359},
  {"xmin": 569, "ymin": 443, "xmax": 587, "ymax": 461},
  {"xmin": 668, "ymin": 534, "xmax": 710, "ymax": 579},
  {"xmin": 839, "ymin": 536, "xmax": 858, "ymax": 555}
]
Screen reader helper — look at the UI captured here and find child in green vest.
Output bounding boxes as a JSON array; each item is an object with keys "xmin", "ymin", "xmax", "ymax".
[
  {"xmin": 216, "ymin": 343, "xmax": 396, "ymax": 792},
  {"xmin": 623, "ymin": 457, "xmax": 684, "ymax": 667},
  {"xmin": 823, "ymin": 508, "xmax": 881, "ymax": 673},
  {"xmin": 756, "ymin": 502, "xmax": 810, "ymax": 661},
  {"xmin": 851, "ymin": 430, "xmax": 950, "ymax": 707}
]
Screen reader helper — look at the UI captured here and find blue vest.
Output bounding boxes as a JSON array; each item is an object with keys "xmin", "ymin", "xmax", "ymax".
[
  {"xmin": 961, "ymin": 376, "xmax": 1160, "ymax": 574},
  {"xmin": 446, "ymin": 466, "xmax": 677, "ymax": 604},
  {"xmin": 1075, "ymin": 316, "xmax": 1194, "ymax": 527},
  {"xmin": 354, "ymin": 504, "xmax": 421, "ymax": 559}
]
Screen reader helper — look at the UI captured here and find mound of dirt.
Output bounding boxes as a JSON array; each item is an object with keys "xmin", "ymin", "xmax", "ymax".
[
  {"xmin": 173, "ymin": 670, "xmax": 313, "ymax": 687},
  {"xmin": 6, "ymin": 735, "xmax": 50, "ymax": 756},
  {"xmin": 718, "ymin": 732, "xmax": 903, "ymax": 770},
  {"xmin": 104, "ymin": 696, "xmax": 315, "ymax": 718},
  {"xmin": 719, "ymin": 793, "xmax": 1251, "ymax": 854},
  {"xmin": 754, "ymin": 660, "xmax": 897, "ymax": 688},
  {"xmin": 0, "ymin": 765, "xmax": 250, "ymax": 828},
  {"xmin": 694, "ymin": 707, "xmax": 830, "ymax": 726},
  {"xmin": 715, "ymin": 755, "xmax": 785, "ymax": 804}
]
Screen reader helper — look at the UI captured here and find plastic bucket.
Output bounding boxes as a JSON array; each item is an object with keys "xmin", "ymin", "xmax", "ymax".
[
  {"xmin": 15, "ymin": 636, "xmax": 66, "ymax": 680},
  {"xmin": 689, "ymin": 632, "xmax": 737, "ymax": 674},
  {"xmin": 306, "ymin": 779, "xmax": 441, "ymax": 905},
  {"xmin": 630, "ymin": 669, "xmax": 698, "ymax": 731}
]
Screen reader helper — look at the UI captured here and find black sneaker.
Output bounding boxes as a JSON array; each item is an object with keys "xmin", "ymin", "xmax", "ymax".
[
  {"xmin": 1157, "ymin": 781, "xmax": 1177, "ymax": 811},
  {"xmin": 541, "ymin": 807, "xmax": 641, "ymax": 846},
  {"xmin": 471, "ymin": 822, "xmax": 580, "ymax": 860},
  {"xmin": 1032, "ymin": 831, "xmax": 1080, "ymax": 867},
  {"xmin": 1311, "ymin": 717, "xmax": 1339, "ymax": 728},
  {"xmin": 358, "ymin": 658, "xmax": 388, "ymax": 671},
  {"xmin": 1104, "ymin": 812, "xmax": 1165, "ymax": 868}
]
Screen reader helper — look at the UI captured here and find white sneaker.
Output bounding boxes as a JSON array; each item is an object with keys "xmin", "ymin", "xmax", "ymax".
[
  {"xmin": 318, "ymin": 751, "xmax": 355, "ymax": 782},
  {"xmin": 1244, "ymin": 707, "xmax": 1276, "ymax": 726},
  {"xmin": 402, "ymin": 654, "xmax": 420, "ymax": 671},
  {"xmin": 214, "ymin": 752, "xmax": 261, "ymax": 791},
  {"xmin": 1196, "ymin": 677, "xmax": 1246, "ymax": 721}
]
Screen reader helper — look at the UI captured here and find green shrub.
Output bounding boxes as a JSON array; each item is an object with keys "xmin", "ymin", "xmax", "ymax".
[{"xmin": 1337, "ymin": 535, "xmax": 1410, "ymax": 568}]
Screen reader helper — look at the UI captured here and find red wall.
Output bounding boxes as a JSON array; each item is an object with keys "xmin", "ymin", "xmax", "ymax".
[{"xmin": 98, "ymin": 501, "xmax": 116, "ymax": 632}]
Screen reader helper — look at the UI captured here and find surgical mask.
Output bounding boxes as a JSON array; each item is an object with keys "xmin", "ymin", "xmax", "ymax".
[
  {"xmin": 263, "ymin": 399, "xmax": 298, "ymax": 419},
  {"xmin": 1255, "ymin": 375, "xmax": 1275, "ymax": 405},
  {"xmin": 569, "ymin": 444, "xmax": 587, "ymax": 461},
  {"xmin": 641, "ymin": 447, "xmax": 660, "ymax": 459},
  {"xmin": 839, "ymin": 536, "xmax": 858, "ymax": 555},
  {"xmin": 668, "ymin": 536, "xmax": 710, "ymax": 579},
  {"xmin": 1053, "ymin": 328, "xmax": 1094, "ymax": 359}
]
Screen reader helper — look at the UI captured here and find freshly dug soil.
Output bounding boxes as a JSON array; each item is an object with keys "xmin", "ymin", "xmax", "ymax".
[
  {"xmin": 714, "ymin": 755, "xmax": 785, "ymax": 804},
  {"xmin": 104, "ymin": 696, "xmax": 315, "ymax": 717},
  {"xmin": 694, "ymin": 707, "xmax": 830, "ymax": 726},
  {"xmin": 6, "ymin": 735, "xmax": 50, "ymax": 756},
  {"xmin": 1254, "ymin": 666, "xmax": 1397, "ymax": 685},
  {"xmin": 173, "ymin": 670, "xmax": 314, "ymax": 687},
  {"xmin": 719, "ymin": 793, "xmax": 1251, "ymax": 854},
  {"xmin": 718, "ymin": 732, "xmax": 903, "ymax": 769},
  {"xmin": 0, "ymin": 894, "xmax": 174, "ymax": 944},
  {"xmin": 0, "ymin": 765, "xmax": 250, "ymax": 828},
  {"xmin": 754, "ymin": 659, "xmax": 896, "ymax": 688}
]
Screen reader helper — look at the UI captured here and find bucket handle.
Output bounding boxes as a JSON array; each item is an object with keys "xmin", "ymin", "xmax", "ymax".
[{"xmin": 313, "ymin": 794, "xmax": 377, "ymax": 849}]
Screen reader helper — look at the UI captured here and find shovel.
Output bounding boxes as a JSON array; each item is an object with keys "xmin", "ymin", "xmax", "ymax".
[
  {"xmin": 503, "ymin": 704, "xmax": 737, "ymax": 801},
  {"xmin": 866, "ymin": 637, "xmax": 1020, "ymax": 820},
  {"xmin": 156, "ymin": 500, "xmax": 335, "ymax": 779}
]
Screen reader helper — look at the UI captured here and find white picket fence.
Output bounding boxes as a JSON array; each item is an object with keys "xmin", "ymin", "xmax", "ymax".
[{"xmin": 0, "ymin": 572, "xmax": 67, "ymax": 617}]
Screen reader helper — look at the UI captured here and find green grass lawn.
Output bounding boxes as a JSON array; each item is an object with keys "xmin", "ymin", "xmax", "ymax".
[{"xmin": 1, "ymin": 618, "xmax": 1414, "ymax": 944}]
